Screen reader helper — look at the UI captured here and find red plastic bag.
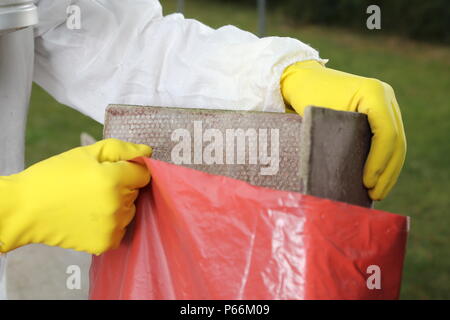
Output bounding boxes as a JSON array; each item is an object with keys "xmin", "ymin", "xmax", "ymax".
[{"xmin": 89, "ymin": 158, "xmax": 408, "ymax": 300}]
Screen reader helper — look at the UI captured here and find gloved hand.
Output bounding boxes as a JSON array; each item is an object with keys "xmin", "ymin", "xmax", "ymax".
[
  {"xmin": 281, "ymin": 60, "xmax": 406, "ymax": 200},
  {"xmin": 0, "ymin": 139, "xmax": 151, "ymax": 255}
]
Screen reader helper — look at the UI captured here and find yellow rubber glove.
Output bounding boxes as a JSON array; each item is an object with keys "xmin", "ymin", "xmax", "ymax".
[
  {"xmin": 281, "ymin": 60, "xmax": 406, "ymax": 200},
  {"xmin": 0, "ymin": 139, "xmax": 151, "ymax": 255}
]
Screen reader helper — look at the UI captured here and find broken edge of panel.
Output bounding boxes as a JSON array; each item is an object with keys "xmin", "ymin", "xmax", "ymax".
[{"xmin": 300, "ymin": 106, "xmax": 372, "ymax": 208}]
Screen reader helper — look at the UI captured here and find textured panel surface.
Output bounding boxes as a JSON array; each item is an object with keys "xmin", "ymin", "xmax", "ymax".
[{"xmin": 104, "ymin": 105, "xmax": 304, "ymax": 192}]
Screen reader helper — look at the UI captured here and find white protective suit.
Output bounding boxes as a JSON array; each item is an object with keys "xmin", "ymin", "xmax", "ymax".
[
  {"xmin": 1, "ymin": 0, "xmax": 325, "ymax": 299},
  {"xmin": 34, "ymin": 0, "xmax": 325, "ymax": 123}
]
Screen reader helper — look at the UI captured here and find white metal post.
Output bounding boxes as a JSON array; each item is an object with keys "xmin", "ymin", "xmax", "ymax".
[
  {"xmin": 0, "ymin": 27, "xmax": 34, "ymax": 300},
  {"xmin": 257, "ymin": 0, "xmax": 267, "ymax": 37},
  {"xmin": 0, "ymin": 28, "xmax": 34, "ymax": 176},
  {"xmin": 177, "ymin": 0, "xmax": 185, "ymax": 13}
]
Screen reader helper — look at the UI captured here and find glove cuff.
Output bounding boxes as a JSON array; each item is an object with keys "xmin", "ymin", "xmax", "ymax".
[{"xmin": 280, "ymin": 60, "xmax": 325, "ymax": 108}]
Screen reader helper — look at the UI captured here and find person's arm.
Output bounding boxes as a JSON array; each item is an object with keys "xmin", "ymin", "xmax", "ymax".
[
  {"xmin": 0, "ymin": 139, "xmax": 151, "ymax": 254},
  {"xmin": 33, "ymin": 0, "xmax": 325, "ymax": 123}
]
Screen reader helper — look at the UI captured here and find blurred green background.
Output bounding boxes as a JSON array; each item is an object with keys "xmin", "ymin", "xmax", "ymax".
[
  {"xmin": 26, "ymin": 0, "xmax": 449, "ymax": 299},
  {"xmin": 217, "ymin": 0, "xmax": 450, "ymax": 44}
]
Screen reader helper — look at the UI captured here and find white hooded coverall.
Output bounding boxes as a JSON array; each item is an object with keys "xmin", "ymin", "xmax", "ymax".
[{"xmin": 0, "ymin": 0, "xmax": 324, "ymax": 298}]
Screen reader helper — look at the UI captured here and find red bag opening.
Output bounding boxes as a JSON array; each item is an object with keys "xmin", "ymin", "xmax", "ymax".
[{"xmin": 89, "ymin": 158, "xmax": 408, "ymax": 300}]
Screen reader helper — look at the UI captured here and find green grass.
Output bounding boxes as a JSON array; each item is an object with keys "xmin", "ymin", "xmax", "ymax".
[{"xmin": 26, "ymin": 0, "xmax": 449, "ymax": 299}]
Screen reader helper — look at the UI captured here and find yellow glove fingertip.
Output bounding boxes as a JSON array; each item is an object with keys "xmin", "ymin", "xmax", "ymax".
[
  {"xmin": 135, "ymin": 143, "xmax": 152, "ymax": 158},
  {"xmin": 363, "ymin": 170, "xmax": 378, "ymax": 190},
  {"xmin": 368, "ymin": 187, "xmax": 383, "ymax": 201},
  {"xmin": 93, "ymin": 139, "xmax": 152, "ymax": 162}
]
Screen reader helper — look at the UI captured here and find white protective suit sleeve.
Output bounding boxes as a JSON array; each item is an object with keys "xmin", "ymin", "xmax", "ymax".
[{"xmin": 33, "ymin": 0, "xmax": 326, "ymax": 124}]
